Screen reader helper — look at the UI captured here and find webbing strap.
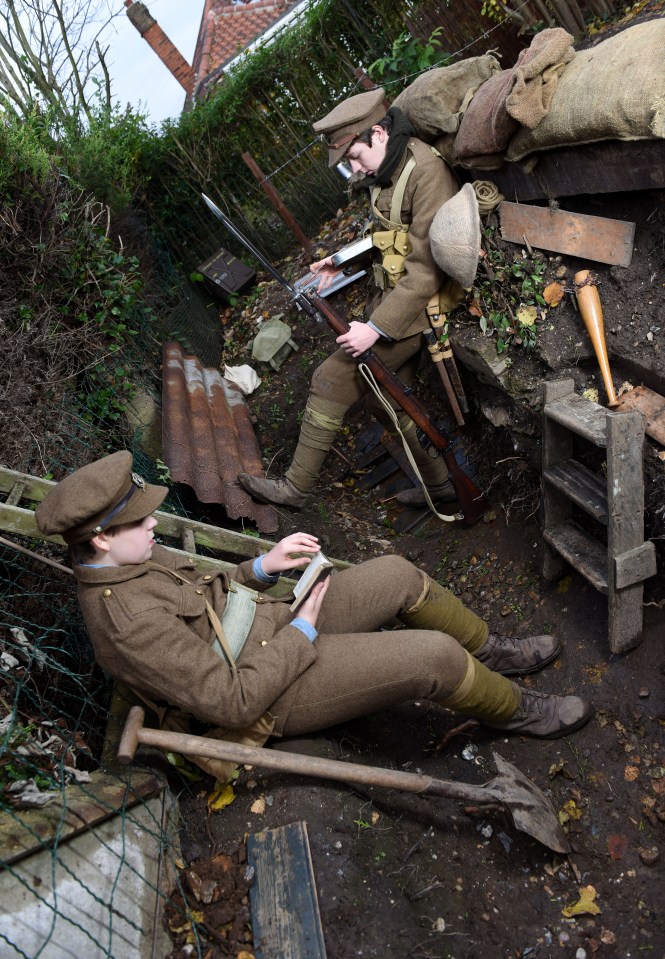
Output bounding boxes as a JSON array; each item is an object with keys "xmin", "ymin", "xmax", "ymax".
[
  {"xmin": 370, "ymin": 157, "xmax": 417, "ymax": 230},
  {"xmin": 152, "ymin": 563, "xmax": 247, "ymax": 669}
]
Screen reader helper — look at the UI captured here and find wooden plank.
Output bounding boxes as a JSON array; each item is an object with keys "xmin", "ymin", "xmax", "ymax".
[
  {"xmin": 614, "ymin": 385, "xmax": 665, "ymax": 446},
  {"xmin": 499, "ymin": 201, "xmax": 635, "ymax": 267},
  {"xmin": 543, "ymin": 459, "xmax": 608, "ymax": 524},
  {"xmin": 606, "ymin": 410, "xmax": 646, "ymax": 654},
  {"xmin": 356, "ymin": 456, "xmax": 399, "ymax": 490},
  {"xmin": 542, "ymin": 521, "xmax": 608, "ymax": 593},
  {"xmin": 470, "ymin": 139, "xmax": 665, "ymax": 202},
  {"xmin": 247, "ymin": 821, "xmax": 327, "ymax": 959},
  {"xmin": 614, "ymin": 542, "xmax": 657, "ymax": 590},
  {"xmin": 0, "ymin": 502, "xmax": 298, "ymax": 593},
  {"xmin": 542, "ymin": 380, "xmax": 576, "ymax": 579},
  {"xmin": 0, "ymin": 466, "xmax": 351, "ymax": 571},
  {"xmin": 544, "ymin": 394, "xmax": 607, "ymax": 446},
  {"xmin": 0, "ymin": 771, "xmax": 162, "ymax": 867}
]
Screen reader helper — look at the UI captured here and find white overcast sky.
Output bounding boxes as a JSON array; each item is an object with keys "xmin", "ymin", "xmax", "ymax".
[{"xmin": 104, "ymin": 0, "xmax": 206, "ymax": 126}]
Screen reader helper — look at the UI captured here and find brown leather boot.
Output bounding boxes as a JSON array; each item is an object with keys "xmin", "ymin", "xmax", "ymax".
[
  {"xmin": 396, "ymin": 480, "xmax": 457, "ymax": 506},
  {"xmin": 485, "ymin": 689, "xmax": 594, "ymax": 739},
  {"xmin": 475, "ymin": 633, "xmax": 562, "ymax": 675},
  {"xmin": 237, "ymin": 473, "xmax": 308, "ymax": 507}
]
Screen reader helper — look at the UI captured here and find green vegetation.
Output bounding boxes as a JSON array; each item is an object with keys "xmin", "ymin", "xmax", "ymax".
[
  {"xmin": 369, "ymin": 28, "xmax": 450, "ymax": 87},
  {"xmin": 0, "ymin": 110, "xmax": 159, "ymax": 431},
  {"xmin": 471, "ymin": 227, "xmax": 547, "ymax": 354}
]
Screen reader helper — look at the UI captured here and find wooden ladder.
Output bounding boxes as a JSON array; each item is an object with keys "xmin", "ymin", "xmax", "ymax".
[{"xmin": 541, "ymin": 378, "xmax": 656, "ymax": 654}]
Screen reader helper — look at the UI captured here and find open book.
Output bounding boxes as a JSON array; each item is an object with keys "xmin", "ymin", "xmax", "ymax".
[{"xmin": 290, "ymin": 550, "xmax": 334, "ymax": 613}]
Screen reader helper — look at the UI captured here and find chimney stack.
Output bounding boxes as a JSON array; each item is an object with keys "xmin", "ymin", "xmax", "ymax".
[{"xmin": 125, "ymin": 0, "xmax": 195, "ymax": 94}]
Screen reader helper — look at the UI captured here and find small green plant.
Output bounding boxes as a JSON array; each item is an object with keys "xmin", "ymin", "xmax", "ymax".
[
  {"xmin": 155, "ymin": 459, "xmax": 172, "ymax": 483},
  {"xmin": 369, "ymin": 28, "xmax": 450, "ymax": 85}
]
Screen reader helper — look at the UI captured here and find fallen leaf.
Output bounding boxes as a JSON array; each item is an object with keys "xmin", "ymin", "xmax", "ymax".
[
  {"xmin": 517, "ymin": 304, "xmax": 537, "ymax": 326},
  {"xmin": 251, "ymin": 796, "xmax": 266, "ymax": 815},
  {"xmin": 607, "ymin": 834, "xmax": 628, "ymax": 860},
  {"xmin": 556, "ymin": 576, "xmax": 571, "ymax": 594},
  {"xmin": 584, "ymin": 665, "xmax": 606, "ymax": 685},
  {"xmin": 624, "ymin": 765, "xmax": 640, "ymax": 782},
  {"xmin": 371, "ymin": 811, "xmax": 380, "ymax": 825},
  {"xmin": 549, "ymin": 758, "xmax": 574, "ymax": 780},
  {"xmin": 582, "ymin": 388, "xmax": 599, "ymax": 403},
  {"xmin": 544, "ymin": 281, "xmax": 566, "ymax": 306},
  {"xmin": 561, "ymin": 799, "xmax": 583, "ymax": 821},
  {"xmin": 208, "ymin": 783, "xmax": 235, "ymax": 811},
  {"xmin": 468, "ymin": 299, "xmax": 483, "ymax": 318},
  {"xmin": 600, "ymin": 929, "xmax": 617, "ymax": 945},
  {"xmin": 562, "ymin": 885, "xmax": 601, "ymax": 917}
]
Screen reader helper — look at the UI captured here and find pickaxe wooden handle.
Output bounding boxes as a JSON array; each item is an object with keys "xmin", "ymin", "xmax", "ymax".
[{"xmin": 118, "ymin": 707, "xmax": 569, "ymax": 853}]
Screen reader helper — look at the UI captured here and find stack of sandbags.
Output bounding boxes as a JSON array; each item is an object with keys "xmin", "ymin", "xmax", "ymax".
[
  {"xmin": 503, "ymin": 19, "xmax": 665, "ymax": 162},
  {"xmin": 453, "ymin": 28, "xmax": 575, "ymax": 167},
  {"xmin": 391, "ymin": 54, "xmax": 501, "ymax": 161}
]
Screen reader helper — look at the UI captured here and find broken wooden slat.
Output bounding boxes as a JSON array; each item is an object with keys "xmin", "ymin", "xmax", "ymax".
[
  {"xmin": 356, "ymin": 456, "xmax": 400, "ymax": 490},
  {"xmin": 613, "ymin": 385, "xmax": 665, "ymax": 446},
  {"xmin": 614, "ymin": 542, "xmax": 657, "ymax": 590},
  {"xmin": 499, "ymin": 201, "xmax": 635, "ymax": 267},
  {"xmin": 247, "ymin": 821, "xmax": 326, "ymax": 959}
]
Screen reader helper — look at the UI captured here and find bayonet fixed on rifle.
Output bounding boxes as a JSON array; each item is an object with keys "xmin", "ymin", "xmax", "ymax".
[{"xmin": 201, "ymin": 193, "xmax": 487, "ymax": 526}]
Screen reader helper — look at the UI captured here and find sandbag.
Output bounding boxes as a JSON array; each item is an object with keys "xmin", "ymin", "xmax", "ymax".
[
  {"xmin": 392, "ymin": 55, "xmax": 501, "ymax": 142},
  {"xmin": 505, "ymin": 20, "xmax": 665, "ymax": 162},
  {"xmin": 454, "ymin": 28, "xmax": 574, "ymax": 161}
]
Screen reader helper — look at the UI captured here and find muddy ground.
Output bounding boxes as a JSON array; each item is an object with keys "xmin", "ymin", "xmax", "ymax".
[{"xmin": 164, "ymin": 179, "xmax": 665, "ymax": 958}]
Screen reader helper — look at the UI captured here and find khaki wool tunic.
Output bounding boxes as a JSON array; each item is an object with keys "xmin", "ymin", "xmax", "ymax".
[
  {"xmin": 303, "ymin": 138, "xmax": 459, "ymax": 420},
  {"xmin": 366, "ymin": 137, "xmax": 459, "ymax": 340}
]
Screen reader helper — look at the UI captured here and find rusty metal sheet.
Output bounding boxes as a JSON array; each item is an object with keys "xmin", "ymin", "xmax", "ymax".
[{"xmin": 162, "ymin": 342, "xmax": 278, "ymax": 533}]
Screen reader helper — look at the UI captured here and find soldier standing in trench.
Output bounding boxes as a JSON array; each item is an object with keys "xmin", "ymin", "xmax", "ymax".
[{"xmin": 238, "ymin": 87, "xmax": 473, "ymax": 510}]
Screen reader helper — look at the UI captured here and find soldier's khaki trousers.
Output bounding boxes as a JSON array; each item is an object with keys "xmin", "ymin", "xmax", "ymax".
[
  {"xmin": 286, "ymin": 334, "xmax": 450, "ymax": 493},
  {"xmin": 274, "ymin": 555, "xmax": 519, "ymax": 737}
]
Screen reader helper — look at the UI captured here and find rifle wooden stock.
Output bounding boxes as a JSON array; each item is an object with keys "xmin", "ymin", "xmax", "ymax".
[
  {"xmin": 305, "ymin": 293, "xmax": 487, "ymax": 526},
  {"xmin": 198, "ymin": 195, "xmax": 486, "ymax": 524}
]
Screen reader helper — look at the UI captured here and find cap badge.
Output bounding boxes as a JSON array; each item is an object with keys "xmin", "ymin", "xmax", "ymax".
[{"xmin": 131, "ymin": 472, "xmax": 146, "ymax": 491}]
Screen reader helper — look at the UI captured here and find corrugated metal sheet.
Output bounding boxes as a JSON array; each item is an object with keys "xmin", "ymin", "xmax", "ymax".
[{"xmin": 162, "ymin": 342, "xmax": 278, "ymax": 534}]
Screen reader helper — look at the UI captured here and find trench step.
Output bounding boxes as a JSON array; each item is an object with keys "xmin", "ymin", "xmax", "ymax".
[
  {"xmin": 544, "ymin": 394, "xmax": 608, "ymax": 446},
  {"xmin": 543, "ymin": 520, "xmax": 608, "ymax": 593},
  {"xmin": 543, "ymin": 459, "xmax": 608, "ymax": 524}
]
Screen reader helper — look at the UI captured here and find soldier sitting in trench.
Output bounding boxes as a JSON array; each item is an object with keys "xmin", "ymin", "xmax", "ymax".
[{"xmin": 35, "ymin": 452, "xmax": 594, "ymax": 782}]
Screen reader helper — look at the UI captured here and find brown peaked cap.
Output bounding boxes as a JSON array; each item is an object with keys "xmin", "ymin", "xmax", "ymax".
[
  {"xmin": 313, "ymin": 87, "xmax": 387, "ymax": 167},
  {"xmin": 35, "ymin": 451, "xmax": 167, "ymax": 545}
]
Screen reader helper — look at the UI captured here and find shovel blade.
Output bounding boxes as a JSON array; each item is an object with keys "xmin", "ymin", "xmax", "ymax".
[{"xmin": 488, "ymin": 752, "xmax": 570, "ymax": 854}]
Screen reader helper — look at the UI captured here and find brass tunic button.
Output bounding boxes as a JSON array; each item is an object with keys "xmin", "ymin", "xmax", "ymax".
[
  {"xmin": 196, "ymin": 589, "xmax": 203, "ymax": 595},
  {"xmin": 261, "ymin": 640, "xmax": 267, "ymax": 647},
  {"xmin": 203, "ymin": 574, "xmax": 212, "ymax": 581},
  {"xmin": 103, "ymin": 589, "xmax": 112, "ymax": 598}
]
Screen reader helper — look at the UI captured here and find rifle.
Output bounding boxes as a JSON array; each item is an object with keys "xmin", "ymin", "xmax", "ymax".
[{"xmin": 201, "ymin": 194, "xmax": 488, "ymax": 526}]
